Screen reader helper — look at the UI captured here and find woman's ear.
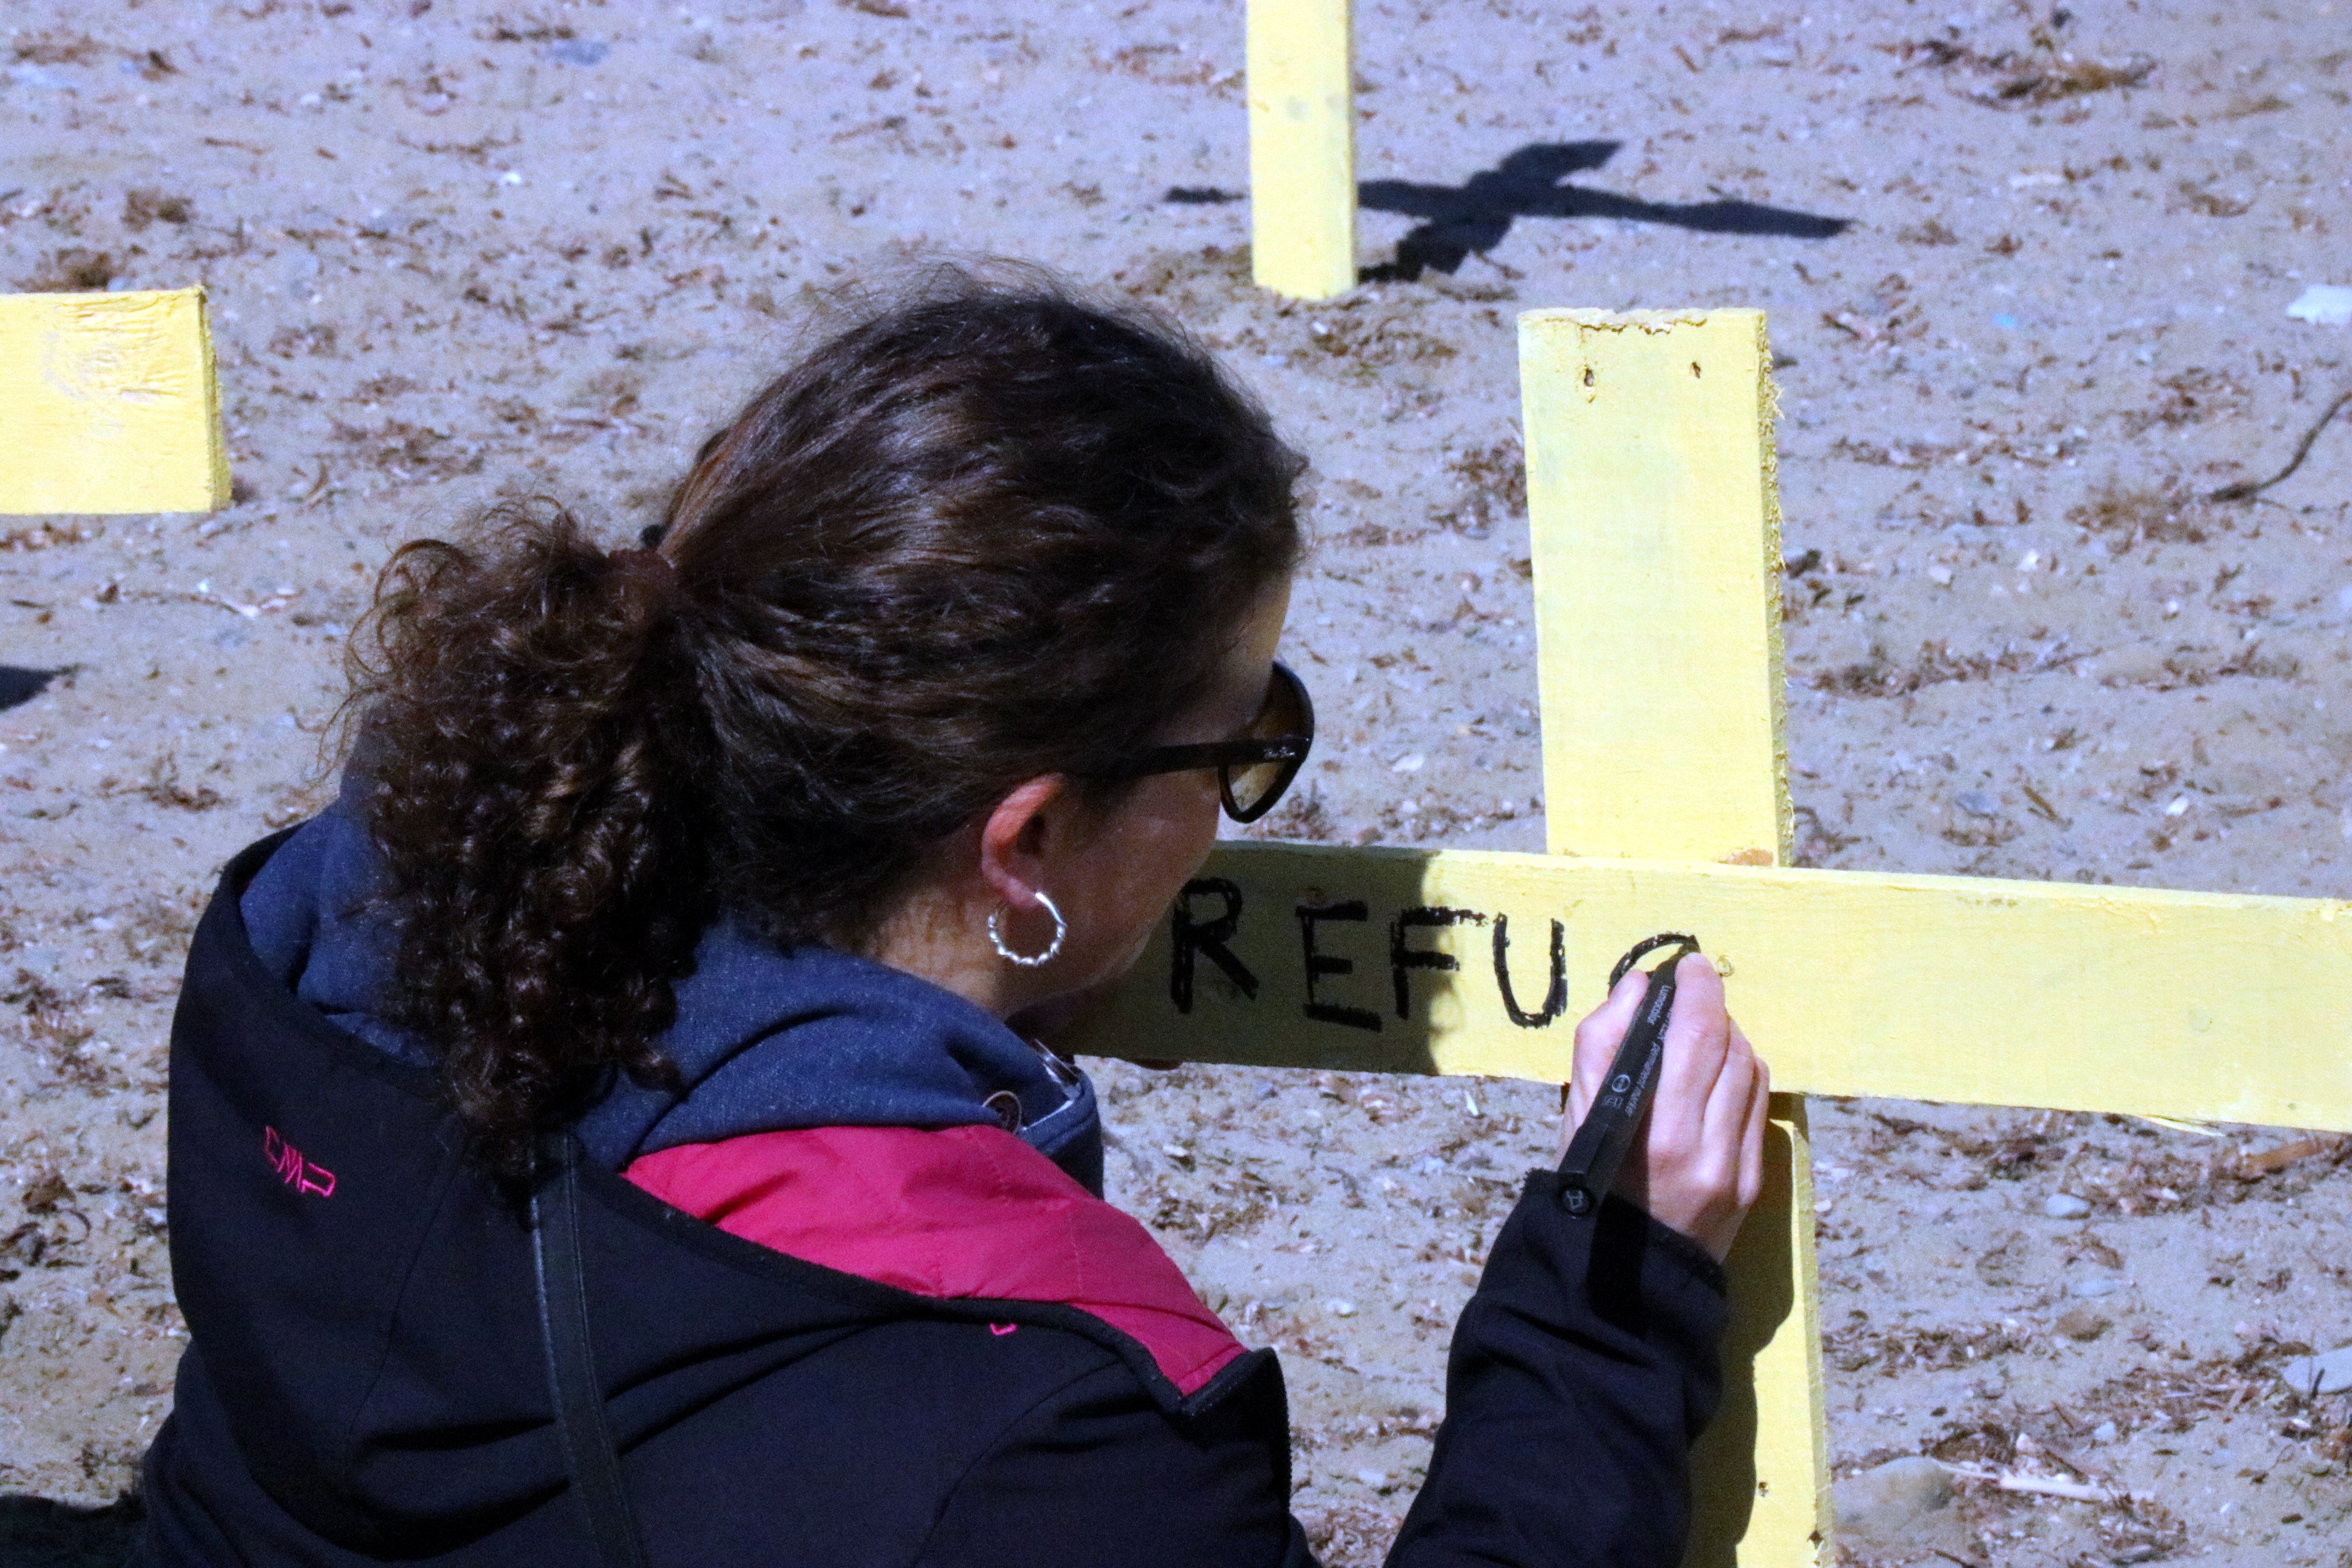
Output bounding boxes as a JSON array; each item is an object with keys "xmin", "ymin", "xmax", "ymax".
[{"xmin": 976, "ymin": 775, "xmax": 1068, "ymax": 912}]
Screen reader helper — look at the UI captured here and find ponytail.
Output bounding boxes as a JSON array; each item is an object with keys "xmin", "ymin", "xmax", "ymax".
[{"xmin": 347, "ymin": 505, "xmax": 701, "ymax": 1175}]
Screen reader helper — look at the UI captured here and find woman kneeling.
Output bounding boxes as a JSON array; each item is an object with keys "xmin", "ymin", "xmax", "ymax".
[{"xmin": 141, "ymin": 273, "xmax": 1768, "ymax": 1567}]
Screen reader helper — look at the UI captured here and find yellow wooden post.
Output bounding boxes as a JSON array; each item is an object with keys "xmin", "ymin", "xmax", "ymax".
[
  {"xmin": 1, "ymin": 287, "xmax": 230, "ymax": 515},
  {"xmin": 1246, "ymin": 0, "xmax": 1355, "ymax": 300},
  {"xmin": 1520, "ymin": 307, "xmax": 1824, "ymax": 1568}
]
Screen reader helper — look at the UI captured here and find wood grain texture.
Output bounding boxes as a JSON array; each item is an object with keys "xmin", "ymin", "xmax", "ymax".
[
  {"xmin": 1520, "ymin": 309, "xmax": 1791, "ymax": 866},
  {"xmin": 0, "ymin": 287, "xmax": 229, "ymax": 516},
  {"xmin": 1246, "ymin": 0, "xmax": 1354, "ymax": 300},
  {"xmin": 1064, "ymin": 842, "xmax": 2352, "ymax": 1135}
]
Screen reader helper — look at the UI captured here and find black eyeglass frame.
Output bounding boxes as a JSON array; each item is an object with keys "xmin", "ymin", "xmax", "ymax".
[{"xmin": 1089, "ymin": 661, "xmax": 1315, "ymax": 824}]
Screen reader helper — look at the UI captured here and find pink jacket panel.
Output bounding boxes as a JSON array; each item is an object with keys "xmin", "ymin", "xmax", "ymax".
[{"xmin": 624, "ymin": 1124, "xmax": 1246, "ymax": 1396}]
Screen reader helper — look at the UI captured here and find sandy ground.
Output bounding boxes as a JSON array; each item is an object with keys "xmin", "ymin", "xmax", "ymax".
[{"xmin": 4, "ymin": 1, "xmax": 2351, "ymax": 1562}]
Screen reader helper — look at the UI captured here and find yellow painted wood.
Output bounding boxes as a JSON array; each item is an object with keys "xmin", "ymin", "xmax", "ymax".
[
  {"xmin": 1520, "ymin": 303, "xmax": 1822, "ymax": 1566},
  {"xmin": 1687, "ymin": 1098, "xmax": 1829, "ymax": 1568},
  {"xmin": 1064, "ymin": 842, "xmax": 2352, "ymax": 1135},
  {"xmin": 1246, "ymin": 0, "xmax": 1354, "ymax": 300},
  {"xmin": 0, "ymin": 287, "xmax": 229, "ymax": 515},
  {"xmin": 1520, "ymin": 309, "xmax": 1791, "ymax": 866}
]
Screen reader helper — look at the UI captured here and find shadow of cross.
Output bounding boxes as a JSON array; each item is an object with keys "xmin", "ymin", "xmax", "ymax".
[{"xmin": 1358, "ymin": 140, "xmax": 1850, "ymax": 282}]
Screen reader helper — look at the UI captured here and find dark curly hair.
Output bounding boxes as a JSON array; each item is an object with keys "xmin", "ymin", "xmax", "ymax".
[{"xmin": 345, "ymin": 271, "xmax": 1305, "ymax": 1174}]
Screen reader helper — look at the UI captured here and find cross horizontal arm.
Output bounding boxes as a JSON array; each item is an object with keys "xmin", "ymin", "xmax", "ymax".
[{"xmin": 1063, "ymin": 840, "xmax": 2352, "ymax": 1135}]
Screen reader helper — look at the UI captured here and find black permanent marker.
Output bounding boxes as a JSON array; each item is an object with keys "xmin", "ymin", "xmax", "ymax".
[{"xmin": 1558, "ymin": 933, "xmax": 1700, "ymax": 1217}]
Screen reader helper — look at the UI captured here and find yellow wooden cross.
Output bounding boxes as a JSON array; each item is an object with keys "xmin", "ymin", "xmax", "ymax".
[
  {"xmin": 0, "ymin": 287, "xmax": 229, "ymax": 515},
  {"xmin": 1069, "ymin": 308, "xmax": 2352, "ymax": 1565}
]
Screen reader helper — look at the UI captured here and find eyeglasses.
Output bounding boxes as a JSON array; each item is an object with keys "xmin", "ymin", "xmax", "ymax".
[{"xmin": 1092, "ymin": 661, "xmax": 1315, "ymax": 824}]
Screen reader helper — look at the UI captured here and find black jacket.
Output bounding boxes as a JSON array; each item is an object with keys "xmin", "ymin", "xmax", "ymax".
[{"xmin": 142, "ymin": 832, "xmax": 1729, "ymax": 1565}]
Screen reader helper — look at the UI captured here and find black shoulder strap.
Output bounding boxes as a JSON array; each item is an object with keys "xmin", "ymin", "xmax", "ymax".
[{"xmin": 531, "ymin": 1135, "xmax": 650, "ymax": 1568}]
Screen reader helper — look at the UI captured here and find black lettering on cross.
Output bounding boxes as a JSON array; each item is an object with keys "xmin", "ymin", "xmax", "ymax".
[
  {"xmin": 1389, "ymin": 906, "xmax": 1489, "ymax": 1019},
  {"xmin": 1170, "ymin": 879, "xmax": 1258, "ymax": 1013},
  {"xmin": 1490, "ymin": 912, "xmax": 1568, "ymax": 1027},
  {"xmin": 1295, "ymin": 900, "xmax": 1381, "ymax": 1032}
]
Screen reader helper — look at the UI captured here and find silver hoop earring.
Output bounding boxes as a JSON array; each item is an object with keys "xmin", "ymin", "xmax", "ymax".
[{"xmin": 988, "ymin": 891, "xmax": 1066, "ymax": 968}]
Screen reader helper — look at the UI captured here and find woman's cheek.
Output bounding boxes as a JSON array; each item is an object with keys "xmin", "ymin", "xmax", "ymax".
[
  {"xmin": 1050, "ymin": 896, "xmax": 1162, "ymax": 1003},
  {"xmin": 1129, "ymin": 772, "xmax": 1222, "ymax": 868},
  {"xmin": 1093, "ymin": 780, "xmax": 1218, "ymax": 976},
  {"xmin": 1107, "ymin": 916, "xmax": 1160, "ymax": 983}
]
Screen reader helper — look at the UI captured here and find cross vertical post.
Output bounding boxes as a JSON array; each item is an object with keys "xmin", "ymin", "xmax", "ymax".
[
  {"xmin": 1246, "ymin": 0, "xmax": 1355, "ymax": 301},
  {"xmin": 1, "ymin": 287, "xmax": 230, "ymax": 516},
  {"xmin": 1521, "ymin": 308, "xmax": 1828, "ymax": 1567}
]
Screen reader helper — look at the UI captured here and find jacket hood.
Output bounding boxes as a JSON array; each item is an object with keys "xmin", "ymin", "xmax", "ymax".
[{"xmin": 239, "ymin": 803, "xmax": 1102, "ymax": 1190}]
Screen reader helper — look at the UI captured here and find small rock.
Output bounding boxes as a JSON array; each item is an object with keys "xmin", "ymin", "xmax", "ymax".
[
  {"xmin": 2068, "ymin": 1273, "xmax": 2122, "ymax": 1299},
  {"xmin": 1326, "ymin": 1299, "xmax": 1356, "ymax": 1318},
  {"xmin": 14, "ymin": 947, "xmax": 61, "ymax": 975},
  {"xmin": 1956, "ymin": 789, "xmax": 2000, "ymax": 817},
  {"xmin": 2093, "ymin": 1420, "xmax": 2120, "ymax": 1443},
  {"xmin": 2286, "ymin": 284, "xmax": 2352, "ymax": 328},
  {"xmin": 1352, "ymin": 1468, "xmax": 1387, "ymax": 1489},
  {"xmin": 2044, "ymin": 1192, "xmax": 2092, "ymax": 1219},
  {"xmin": 276, "ymin": 247, "xmax": 323, "ymax": 301},
  {"xmin": 2056, "ymin": 1305, "xmax": 2113, "ymax": 1342},
  {"xmin": 1831, "ymin": 1457, "xmax": 1970, "ymax": 1555},
  {"xmin": 547, "ymin": 38, "xmax": 611, "ymax": 66},
  {"xmin": 2278, "ymin": 1344, "xmax": 2352, "ymax": 1397}
]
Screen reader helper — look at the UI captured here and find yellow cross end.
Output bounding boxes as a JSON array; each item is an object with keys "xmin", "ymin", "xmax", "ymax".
[
  {"xmin": 0, "ymin": 286, "xmax": 230, "ymax": 516},
  {"xmin": 1246, "ymin": 0, "xmax": 1354, "ymax": 301},
  {"xmin": 1522, "ymin": 309, "xmax": 1793, "ymax": 868}
]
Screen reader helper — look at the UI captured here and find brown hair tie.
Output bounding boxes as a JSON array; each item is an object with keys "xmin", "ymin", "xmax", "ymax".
[{"xmin": 611, "ymin": 547, "xmax": 678, "ymax": 589}]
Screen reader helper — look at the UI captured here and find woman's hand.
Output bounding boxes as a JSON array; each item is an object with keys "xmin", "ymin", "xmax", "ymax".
[{"xmin": 1559, "ymin": 955, "xmax": 1770, "ymax": 1262}]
